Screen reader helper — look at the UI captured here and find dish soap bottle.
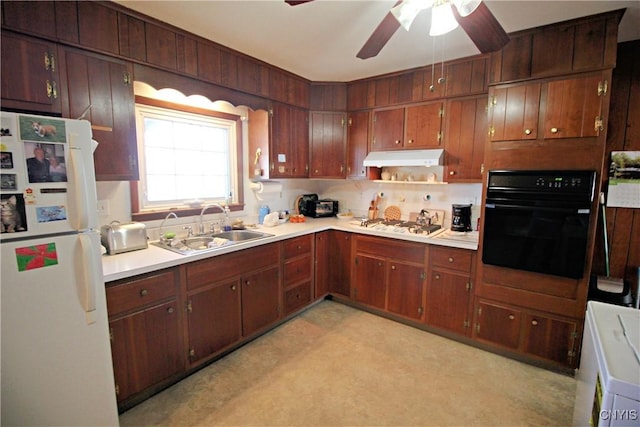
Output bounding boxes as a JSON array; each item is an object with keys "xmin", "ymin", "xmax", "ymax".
[{"xmin": 258, "ymin": 205, "xmax": 270, "ymax": 224}]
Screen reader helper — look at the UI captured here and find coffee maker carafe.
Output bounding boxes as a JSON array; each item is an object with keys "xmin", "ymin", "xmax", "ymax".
[{"xmin": 451, "ymin": 204, "xmax": 472, "ymax": 232}]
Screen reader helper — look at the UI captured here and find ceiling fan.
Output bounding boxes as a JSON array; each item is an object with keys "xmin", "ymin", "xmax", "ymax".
[{"xmin": 285, "ymin": 0, "xmax": 509, "ymax": 60}]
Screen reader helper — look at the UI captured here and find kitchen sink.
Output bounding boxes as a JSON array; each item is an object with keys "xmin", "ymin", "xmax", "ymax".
[
  {"xmin": 210, "ymin": 230, "xmax": 273, "ymax": 242},
  {"xmin": 152, "ymin": 230, "xmax": 273, "ymax": 255}
]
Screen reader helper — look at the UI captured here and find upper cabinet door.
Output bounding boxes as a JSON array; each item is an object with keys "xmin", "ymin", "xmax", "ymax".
[
  {"xmin": 346, "ymin": 111, "xmax": 369, "ymax": 179},
  {"xmin": 0, "ymin": 32, "xmax": 61, "ymax": 114},
  {"xmin": 372, "ymin": 108, "xmax": 404, "ymax": 151},
  {"xmin": 541, "ymin": 73, "xmax": 603, "ymax": 139},
  {"xmin": 405, "ymin": 102, "xmax": 443, "ymax": 148},
  {"xmin": 309, "ymin": 112, "xmax": 346, "ymax": 178},
  {"xmin": 58, "ymin": 48, "xmax": 138, "ymax": 181},
  {"xmin": 489, "ymin": 83, "xmax": 541, "ymax": 142}
]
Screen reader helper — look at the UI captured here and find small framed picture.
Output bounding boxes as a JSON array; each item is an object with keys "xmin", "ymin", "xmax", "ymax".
[
  {"xmin": 1, "ymin": 152, "xmax": 13, "ymax": 169},
  {"xmin": 1, "ymin": 173, "xmax": 17, "ymax": 190},
  {"xmin": 0, "ymin": 194, "xmax": 27, "ymax": 233}
]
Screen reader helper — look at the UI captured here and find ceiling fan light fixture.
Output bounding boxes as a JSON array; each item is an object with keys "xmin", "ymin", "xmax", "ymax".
[
  {"xmin": 451, "ymin": 0, "xmax": 481, "ymax": 17},
  {"xmin": 429, "ymin": 1, "xmax": 459, "ymax": 36},
  {"xmin": 391, "ymin": 0, "xmax": 434, "ymax": 32}
]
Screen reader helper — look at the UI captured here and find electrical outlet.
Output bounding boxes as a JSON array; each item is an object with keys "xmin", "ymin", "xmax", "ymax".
[{"xmin": 97, "ymin": 199, "xmax": 110, "ymax": 216}]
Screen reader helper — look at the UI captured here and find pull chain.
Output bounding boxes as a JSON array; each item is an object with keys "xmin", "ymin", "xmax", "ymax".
[
  {"xmin": 438, "ymin": 34, "xmax": 446, "ymax": 85},
  {"xmin": 429, "ymin": 35, "xmax": 436, "ymax": 92}
]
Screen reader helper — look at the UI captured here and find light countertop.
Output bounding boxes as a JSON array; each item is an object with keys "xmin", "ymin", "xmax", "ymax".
[{"xmin": 102, "ymin": 217, "xmax": 479, "ymax": 283}]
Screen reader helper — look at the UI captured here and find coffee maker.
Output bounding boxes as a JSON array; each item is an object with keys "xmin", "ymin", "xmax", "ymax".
[{"xmin": 451, "ymin": 204, "xmax": 472, "ymax": 232}]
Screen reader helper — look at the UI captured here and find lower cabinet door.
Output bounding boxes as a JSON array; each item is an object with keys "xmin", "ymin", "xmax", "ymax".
[
  {"xmin": 353, "ymin": 255, "xmax": 386, "ymax": 309},
  {"xmin": 425, "ymin": 270, "xmax": 471, "ymax": 335},
  {"xmin": 187, "ymin": 279, "xmax": 242, "ymax": 366},
  {"xmin": 110, "ymin": 300, "xmax": 183, "ymax": 402},
  {"xmin": 387, "ymin": 262, "xmax": 424, "ymax": 320},
  {"xmin": 473, "ymin": 300, "xmax": 521, "ymax": 349},
  {"xmin": 241, "ymin": 267, "xmax": 280, "ymax": 336},
  {"xmin": 522, "ymin": 313, "xmax": 578, "ymax": 366}
]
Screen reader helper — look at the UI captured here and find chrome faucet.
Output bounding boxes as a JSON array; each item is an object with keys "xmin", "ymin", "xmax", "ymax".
[
  {"xmin": 159, "ymin": 212, "xmax": 178, "ymax": 241},
  {"xmin": 199, "ymin": 204, "xmax": 227, "ymax": 234}
]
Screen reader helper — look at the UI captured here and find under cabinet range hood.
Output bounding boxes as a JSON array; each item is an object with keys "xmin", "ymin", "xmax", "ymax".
[{"xmin": 362, "ymin": 149, "xmax": 444, "ymax": 167}]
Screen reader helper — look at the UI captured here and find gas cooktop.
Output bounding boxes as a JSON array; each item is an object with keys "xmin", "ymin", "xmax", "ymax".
[{"xmin": 360, "ymin": 218, "xmax": 443, "ymax": 236}]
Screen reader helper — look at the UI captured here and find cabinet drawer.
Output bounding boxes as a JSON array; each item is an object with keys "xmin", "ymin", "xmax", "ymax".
[
  {"xmin": 430, "ymin": 246, "xmax": 473, "ymax": 272},
  {"xmin": 284, "ymin": 281, "xmax": 312, "ymax": 316},
  {"xmin": 283, "ymin": 235, "xmax": 312, "ymax": 259},
  {"xmin": 355, "ymin": 235, "xmax": 425, "ymax": 264},
  {"xmin": 284, "ymin": 255, "xmax": 312, "ymax": 285},
  {"xmin": 107, "ymin": 270, "xmax": 177, "ymax": 316}
]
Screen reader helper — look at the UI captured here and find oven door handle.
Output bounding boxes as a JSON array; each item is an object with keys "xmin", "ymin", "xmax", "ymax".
[{"xmin": 485, "ymin": 203, "xmax": 590, "ymax": 214}]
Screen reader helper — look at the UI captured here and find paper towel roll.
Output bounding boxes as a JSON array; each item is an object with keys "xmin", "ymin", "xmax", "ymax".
[{"xmin": 250, "ymin": 182, "xmax": 282, "ymax": 200}]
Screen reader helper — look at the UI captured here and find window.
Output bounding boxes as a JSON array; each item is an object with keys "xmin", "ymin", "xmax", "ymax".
[{"xmin": 132, "ymin": 99, "xmax": 242, "ymax": 217}]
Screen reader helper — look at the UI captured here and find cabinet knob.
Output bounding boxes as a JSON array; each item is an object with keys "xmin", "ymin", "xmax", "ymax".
[
  {"xmin": 167, "ymin": 307, "xmax": 174, "ymax": 314},
  {"xmin": 531, "ymin": 319, "xmax": 538, "ymax": 326},
  {"xmin": 435, "ymin": 274, "xmax": 440, "ymax": 280},
  {"xmin": 245, "ymin": 280, "xmax": 250, "ymax": 286},
  {"xmin": 394, "ymin": 140, "xmax": 401, "ymax": 145},
  {"xmin": 140, "ymin": 289, "xmax": 148, "ymax": 297},
  {"xmin": 408, "ymin": 139, "xmax": 414, "ymax": 144},
  {"xmin": 231, "ymin": 284, "xmax": 237, "ymax": 291},
  {"xmin": 448, "ymin": 257, "xmax": 454, "ymax": 263},
  {"xmin": 449, "ymin": 170, "xmax": 455, "ymax": 176},
  {"xmin": 391, "ymin": 265, "xmax": 396, "ymax": 270},
  {"xmin": 550, "ymin": 127, "xmax": 559, "ymax": 134},
  {"xmin": 508, "ymin": 314, "xmax": 515, "ymax": 320},
  {"xmin": 524, "ymin": 129, "xmax": 532, "ymax": 135},
  {"xmin": 189, "ymin": 349, "xmax": 195, "ymax": 357}
]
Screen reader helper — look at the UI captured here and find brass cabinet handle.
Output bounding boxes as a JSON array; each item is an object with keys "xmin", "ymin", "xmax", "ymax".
[
  {"xmin": 524, "ymin": 129, "xmax": 532, "ymax": 135},
  {"xmin": 167, "ymin": 307, "xmax": 174, "ymax": 314},
  {"xmin": 140, "ymin": 289, "xmax": 148, "ymax": 296},
  {"xmin": 231, "ymin": 284, "xmax": 237, "ymax": 291},
  {"xmin": 245, "ymin": 280, "xmax": 250, "ymax": 286},
  {"xmin": 449, "ymin": 170, "xmax": 455, "ymax": 176},
  {"xmin": 391, "ymin": 265, "xmax": 396, "ymax": 270},
  {"xmin": 531, "ymin": 319, "xmax": 538, "ymax": 326},
  {"xmin": 394, "ymin": 140, "xmax": 401, "ymax": 145},
  {"xmin": 189, "ymin": 349, "xmax": 195, "ymax": 357},
  {"xmin": 448, "ymin": 257, "xmax": 454, "ymax": 263},
  {"xmin": 550, "ymin": 127, "xmax": 559, "ymax": 134},
  {"xmin": 407, "ymin": 139, "xmax": 414, "ymax": 144},
  {"xmin": 508, "ymin": 314, "xmax": 515, "ymax": 320},
  {"xmin": 435, "ymin": 274, "xmax": 440, "ymax": 280}
]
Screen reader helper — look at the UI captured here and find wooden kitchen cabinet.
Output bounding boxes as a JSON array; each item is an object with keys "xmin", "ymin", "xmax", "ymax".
[
  {"xmin": 425, "ymin": 246, "xmax": 475, "ymax": 335},
  {"xmin": 106, "ymin": 268, "xmax": 184, "ymax": 404},
  {"xmin": 444, "ymin": 95, "xmax": 487, "ymax": 182},
  {"xmin": 270, "ymin": 102, "xmax": 309, "ymax": 178},
  {"xmin": 473, "ymin": 299, "xmax": 580, "ymax": 367},
  {"xmin": 185, "ymin": 243, "xmax": 281, "ymax": 366},
  {"xmin": 241, "ymin": 266, "xmax": 281, "ymax": 336},
  {"xmin": 1, "ymin": 1, "xmax": 78, "ymax": 43},
  {"xmin": 489, "ymin": 72, "xmax": 607, "ymax": 143},
  {"xmin": 315, "ymin": 230, "xmax": 352, "ymax": 299},
  {"xmin": 371, "ymin": 103, "xmax": 443, "ymax": 151},
  {"xmin": 309, "ymin": 111, "xmax": 347, "ymax": 178},
  {"xmin": 0, "ymin": 32, "xmax": 61, "ymax": 115},
  {"xmin": 353, "ymin": 235, "xmax": 425, "ymax": 318},
  {"xmin": 283, "ymin": 235, "xmax": 314, "ymax": 316},
  {"xmin": 186, "ymin": 278, "xmax": 241, "ymax": 366},
  {"xmin": 346, "ymin": 111, "xmax": 369, "ymax": 179},
  {"xmin": 58, "ymin": 47, "xmax": 138, "ymax": 181}
]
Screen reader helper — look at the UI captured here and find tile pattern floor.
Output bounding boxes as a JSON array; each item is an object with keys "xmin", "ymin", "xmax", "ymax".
[{"xmin": 120, "ymin": 300, "xmax": 576, "ymax": 426}]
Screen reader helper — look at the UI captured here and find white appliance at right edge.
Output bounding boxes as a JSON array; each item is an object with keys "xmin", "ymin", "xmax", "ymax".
[{"xmin": 573, "ymin": 301, "xmax": 640, "ymax": 426}]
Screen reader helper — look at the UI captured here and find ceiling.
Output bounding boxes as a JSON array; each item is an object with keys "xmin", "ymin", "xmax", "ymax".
[{"xmin": 113, "ymin": 0, "xmax": 640, "ymax": 82}]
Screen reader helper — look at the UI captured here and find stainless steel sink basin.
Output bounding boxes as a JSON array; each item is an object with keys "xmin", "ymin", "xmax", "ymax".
[
  {"xmin": 152, "ymin": 230, "xmax": 273, "ymax": 255},
  {"xmin": 210, "ymin": 230, "xmax": 273, "ymax": 242}
]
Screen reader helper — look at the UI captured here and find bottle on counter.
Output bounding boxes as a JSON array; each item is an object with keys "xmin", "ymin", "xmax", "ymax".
[{"xmin": 258, "ymin": 205, "xmax": 270, "ymax": 224}]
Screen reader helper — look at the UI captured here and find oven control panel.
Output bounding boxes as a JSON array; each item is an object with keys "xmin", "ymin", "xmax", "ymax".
[{"xmin": 488, "ymin": 170, "xmax": 596, "ymax": 195}]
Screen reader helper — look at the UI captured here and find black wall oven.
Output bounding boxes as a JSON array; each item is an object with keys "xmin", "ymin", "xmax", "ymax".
[{"xmin": 482, "ymin": 170, "xmax": 596, "ymax": 279}]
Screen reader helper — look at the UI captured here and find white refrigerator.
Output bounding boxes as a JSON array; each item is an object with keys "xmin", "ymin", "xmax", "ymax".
[{"xmin": 1, "ymin": 112, "xmax": 119, "ymax": 426}]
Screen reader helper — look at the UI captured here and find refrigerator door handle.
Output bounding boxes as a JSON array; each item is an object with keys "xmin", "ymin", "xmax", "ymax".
[
  {"xmin": 67, "ymin": 146, "xmax": 92, "ymax": 231},
  {"xmin": 78, "ymin": 233, "xmax": 98, "ymax": 324}
]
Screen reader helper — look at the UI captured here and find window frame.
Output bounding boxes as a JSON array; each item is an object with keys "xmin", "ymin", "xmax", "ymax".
[{"xmin": 130, "ymin": 96, "xmax": 244, "ymax": 221}]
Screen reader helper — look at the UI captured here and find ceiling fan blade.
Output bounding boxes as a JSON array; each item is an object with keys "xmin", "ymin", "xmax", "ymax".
[
  {"xmin": 284, "ymin": 1, "xmax": 314, "ymax": 5},
  {"xmin": 357, "ymin": 7, "xmax": 402, "ymax": 59},
  {"xmin": 452, "ymin": 2, "xmax": 509, "ymax": 53}
]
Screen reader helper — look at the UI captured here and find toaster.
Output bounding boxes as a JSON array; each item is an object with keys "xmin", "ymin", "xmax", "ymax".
[{"xmin": 100, "ymin": 221, "xmax": 148, "ymax": 255}]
